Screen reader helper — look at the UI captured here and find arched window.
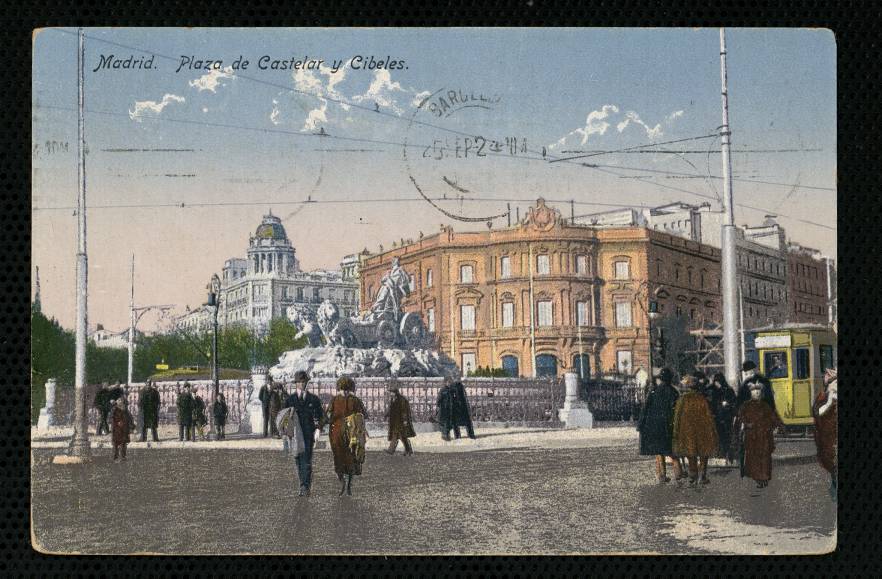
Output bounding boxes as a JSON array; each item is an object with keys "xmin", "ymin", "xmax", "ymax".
[
  {"xmin": 501, "ymin": 355, "xmax": 519, "ymax": 377},
  {"xmin": 536, "ymin": 354, "xmax": 558, "ymax": 377}
]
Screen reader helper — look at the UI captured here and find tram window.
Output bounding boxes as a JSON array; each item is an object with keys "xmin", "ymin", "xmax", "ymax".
[
  {"xmin": 794, "ymin": 348, "xmax": 810, "ymax": 380},
  {"xmin": 819, "ymin": 345, "xmax": 835, "ymax": 374},
  {"xmin": 764, "ymin": 351, "xmax": 789, "ymax": 379}
]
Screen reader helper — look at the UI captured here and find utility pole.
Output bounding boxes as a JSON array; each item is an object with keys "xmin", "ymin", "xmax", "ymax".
[
  {"xmin": 528, "ymin": 242, "xmax": 536, "ymax": 378},
  {"xmin": 719, "ymin": 28, "xmax": 742, "ymax": 389},
  {"xmin": 67, "ymin": 27, "xmax": 91, "ymax": 462},
  {"xmin": 128, "ymin": 254, "xmax": 135, "ymax": 385},
  {"xmin": 825, "ymin": 256, "xmax": 835, "ymax": 329}
]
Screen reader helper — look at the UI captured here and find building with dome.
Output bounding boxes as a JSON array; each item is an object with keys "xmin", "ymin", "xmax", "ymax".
[{"xmin": 174, "ymin": 212, "xmax": 359, "ymax": 333}]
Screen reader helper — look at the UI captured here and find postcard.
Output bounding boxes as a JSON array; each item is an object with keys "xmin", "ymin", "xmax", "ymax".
[{"xmin": 31, "ymin": 27, "xmax": 837, "ymax": 555}]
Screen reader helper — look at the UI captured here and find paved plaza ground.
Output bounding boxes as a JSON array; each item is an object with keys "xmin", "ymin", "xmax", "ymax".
[{"xmin": 31, "ymin": 427, "xmax": 836, "ymax": 555}]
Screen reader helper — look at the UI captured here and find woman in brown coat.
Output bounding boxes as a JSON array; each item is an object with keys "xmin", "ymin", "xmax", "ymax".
[
  {"xmin": 326, "ymin": 376, "xmax": 368, "ymax": 496},
  {"xmin": 813, "ymin": 369, "xmax": 837, "ymax": 500},
  {"xmin": 385, "ymin": 384, "xmax": 416, "ymax": 456},
  {"xmin": 672, "ymin": 375, "xmax": 718, "ymax": 485},
  {"xmin": 111, "ymin": 398, "xmax": 133, "ymax": 462},
  {"xmin": 735, "ymin": 381, "xmax": 784, "ymax": 488}
]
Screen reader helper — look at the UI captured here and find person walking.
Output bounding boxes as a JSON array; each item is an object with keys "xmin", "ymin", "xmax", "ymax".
[
  {"xmin": 213, "ymin": 392, "xmax": 229, "ymax": 440},
  {"xmin": 283, "ymin": 371, "xmax": 325, "ymax": 496},
  {"xmin": 111, "ymin": 397, "xmax": 133, "ymax": 462},
  {"xmin": 138, "ymin": 379, "xmax": 161, "ymax": 442},
  {"xmin": 707, "ymin": 373, "xmax": 737, "ymax": 464},
  {"xmin": 736, "ymin": 361, "xmax": 775, "ymax": 408},
  {"xmin": 258, "ymin": 378, "xmax": 272, "ymax": 438},
  {"xmin": 326, "ymin": 376, "xmax": 368, "ymax": 496},
  {"xmin": 672, "ymin": 375, "xmax": 719, "ymax": 485},
  {"xmin": 637, "ymin": 367, "xmax": 683, "ymax": 483},
  {"xmin": 734, "ymin": 380, "xmax": 784, "ymax": 489},
  {"xmin": 177, "ymin": 382, "xmax": 195, "ymax": 442},
  {"xmin": 268, "ymin": 381, "xmax": 284, "ymax": 438},
  {"xmin": 93, "ymin": 382, "xmax": 112, "ymax": 435},
  {"xmin": 385, "ymin": 384, "xmax": 415, "ymax": 456},
  {"xmin": 813, "ymin": 368, "xmax": 838, "ymax": 501},
  {"xmin": 193, "ymin": 392, "xmax": 208, "ymax": 440}
]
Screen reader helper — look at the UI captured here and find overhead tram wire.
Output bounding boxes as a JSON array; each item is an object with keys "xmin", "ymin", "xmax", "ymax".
[{"xmin": 548, "ymin": 134, "xmax": 720, "ymax": 163}]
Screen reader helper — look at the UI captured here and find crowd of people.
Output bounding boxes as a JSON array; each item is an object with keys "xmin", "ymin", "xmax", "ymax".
[{"xmin": 637, "ymin": 360, "xmax": 838, "ymax": 498}]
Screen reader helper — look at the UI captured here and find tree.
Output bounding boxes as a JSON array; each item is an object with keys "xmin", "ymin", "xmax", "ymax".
[{"xmin": 654, "ymin": 312, "xmax": 697, "ymax": 379}]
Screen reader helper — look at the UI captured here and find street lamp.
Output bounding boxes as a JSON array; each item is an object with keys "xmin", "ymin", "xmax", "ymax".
[{"xmin": 207, "ymin": 273, "xmax": 221, "ymax": 439}]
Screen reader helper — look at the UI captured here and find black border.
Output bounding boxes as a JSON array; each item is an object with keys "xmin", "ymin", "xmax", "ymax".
[{"xmin": 8, "ymin": 1, "xmax": 879, "ymax": 576}]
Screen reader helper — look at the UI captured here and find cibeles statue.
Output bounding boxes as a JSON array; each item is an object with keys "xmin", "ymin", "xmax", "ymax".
[
  {"xmin": 315, "ymin": 258, "xmax": 427, "ymax": 350},
  {"xmin": 273, "ymin": 259, "xmax": 457, "ymax": 379},
  {"xmin": 368, "ymin": 257, "xmax": 411, "ymax": 323}
]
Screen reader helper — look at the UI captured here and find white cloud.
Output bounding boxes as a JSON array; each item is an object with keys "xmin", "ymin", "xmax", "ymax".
[
  {"xmin": 549, "ymin": 105, "xmax": 685, "ymax": 150},
  {"xmin": 288, "ymin": 63, "xmax": 349, "ymax": 131},
  {"xmin": 189, "ymin": 66, "xmax": 235, "ymax": 93},
  {"xmin": 129, "ymin": 93, "xmax": 185, "ymax": 122},
  {"xmin": 412, "ymin": 90, "xmax": 432, "ymax": 108},
  {"xmin": 352, "ymin": 69, "xmax": 413, "ymax": 115}
]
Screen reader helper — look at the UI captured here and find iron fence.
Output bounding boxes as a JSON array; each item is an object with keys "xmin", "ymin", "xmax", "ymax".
[{"xmin": 581, "ymin": 378, "xmax": 645, "ymax": 422}]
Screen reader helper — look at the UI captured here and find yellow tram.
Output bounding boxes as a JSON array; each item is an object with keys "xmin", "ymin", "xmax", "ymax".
[{"xmin": 753, "ymin": 324, "xmax": 837, "ymax": 430}]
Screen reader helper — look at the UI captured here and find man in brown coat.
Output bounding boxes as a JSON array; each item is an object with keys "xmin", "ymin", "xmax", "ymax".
[
  {"xmin": 385, "ymin": 384, "xmax": 416, "ymax": 456},
  {"xmin": 111, "ymin": 398, "xmax": 133, "ymax": 462},
  {"xmin": 672, "ymin": 375, "xmax": 718, "ymax": 485}
]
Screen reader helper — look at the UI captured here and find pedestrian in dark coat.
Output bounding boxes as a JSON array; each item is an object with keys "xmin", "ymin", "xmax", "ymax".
[
  {"xmin": 177, "ymin": 382, "xmax": 195, "ymax": 442},
  {"xmin": 268, "ymin": 382, "xmax": 284, "ymax": 438},
  {"xmin": 707, "ymin": 373, "xmax": 737, "ymax": 462},
  {"xmin": 212, "ymin": 393, "xmax": 229, "ymax": 440},
  {"xmin": 138, "ymin": 380, "xmax": 161, "ymax": 442},
  {"xmin": 436, "ymin": 383, "xmax": 453, "ymax": 440},
  {"xmin": 111, "ymin": 398, "xmax": 133, "ymax": 461},
  {"xmin": 439, "ymin": 380, "xmax": 475, "ymax": 440},
  {"xmin": 813, "ymin": 369, "xmax": 837, "ymax": 501},
  {"xmin": 193, "ymin": 393, "xmax": 208, "ymax": 440},
  {"xmin": 93, "ymin": 383, "xmax": 112, "ymax": 435},
  {"xmin": 637, "ymin": 367, "xmax": 683, "ymax": 483},
  {"xmin": 258, "ymin": 379, "xmax": 272, "ymax": 437},
  {"xmin": 283, "ymin": 371, "xmax": 325, "ymax": 496},
  {"xmin": 326, "ymin": 376, "xmax": 368, "ymax": 496},
  {"xmin": 673, "ymin": 375, "xmax": 719, "ymax": 485},
  {"xmin": 385, "ymin": 384, "xmax": 416, "ymax": 455},
  {"xmin": 734, "ymin": 381, "xmax": 783, "ymax": 488}
]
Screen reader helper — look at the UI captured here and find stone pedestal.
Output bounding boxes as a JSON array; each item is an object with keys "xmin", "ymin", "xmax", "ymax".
[
  {"xmin": 242, "ymin": 372, "xmax": 266, "ymax": 435},
  {"xmin": 558, "ymin": 372, "xmax": 593, "ymax": 428},
  {"xmin": 37, "ymin": 378, "xmax": 57, "ymax": 431}
]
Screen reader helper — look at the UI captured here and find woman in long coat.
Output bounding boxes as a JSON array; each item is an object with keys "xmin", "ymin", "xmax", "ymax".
[
  {"xmin": 734, "ymin": 382, "xmax": 783, "ymax": 488},
  {"xmin": 813, "ymin": 369, "xmax": 837, "ymax": 500},
  {"xmin": 326, "ymin": 376, "xmax": 368, "ymax": 496},
  {"xmin": 111, "ymin": 398, "xmax": 133, "ymax": 462},
  {"xmin": 386, "ymin": 385, "xmax": 416, "ymax": 455},
  {"xmin": 672, "ymin": 375, "xmax": 719, "ymax": 485},
  {"xmin": 707, "ymin": 373, "xmax": 738, "ymax": 462},
  {"xmin": 637, "ymin": 367, "xmax": 682, "ymax": 482}
]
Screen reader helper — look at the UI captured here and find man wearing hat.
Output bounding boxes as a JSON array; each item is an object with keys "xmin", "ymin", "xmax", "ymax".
[
  {"xmin": 283, "ymin": 370, "xmax": 325, "ymax": 496},
  {"xmin": 734, "ymin": 378, "xmax": 783, "ymax": 488},
  {"xmin": 385, "ymin": 383, "xmax": 416, "ymax": 456}
]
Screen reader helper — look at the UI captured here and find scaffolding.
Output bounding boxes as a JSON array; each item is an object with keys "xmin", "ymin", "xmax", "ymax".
[{"xmin": 688, "ymin": 321, "xmax": 725, "ymax": 377}]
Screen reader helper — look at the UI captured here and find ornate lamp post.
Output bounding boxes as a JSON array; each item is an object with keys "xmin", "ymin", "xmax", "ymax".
[{"xmin": 206, "ymin": 273, "xmax": 221, "ymax": 438}]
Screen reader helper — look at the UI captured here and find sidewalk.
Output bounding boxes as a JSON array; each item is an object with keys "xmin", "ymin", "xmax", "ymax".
[{"xmin": 32, "ymin": 423, "xmax": 639, "ymax": 453}]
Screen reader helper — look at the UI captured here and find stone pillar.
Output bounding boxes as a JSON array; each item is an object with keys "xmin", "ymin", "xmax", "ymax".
[
  {"xmin": 244, "ymin": 371, "xmax": 267, "ymax": 435},
  {"xmin": 558, "ymin": 372, "xmax": 593, "ymax": 428},
  {"xmin": 37, "ymin": 378, "xmax": 57, "ymax": 431}
]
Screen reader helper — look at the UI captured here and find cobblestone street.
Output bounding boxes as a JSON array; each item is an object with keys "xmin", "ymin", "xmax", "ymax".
[{"xmin": 31, "ymin": 434, "xmax": 836, "ymax": 555}]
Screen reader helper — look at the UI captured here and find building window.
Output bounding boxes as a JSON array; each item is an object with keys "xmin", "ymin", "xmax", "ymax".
[
  {"xmin": 615, "ymin": 300, "xmax": 633, "ymax": 328},
  {"xmin": 676, "ymin": 305, "xmax": 683, "ymax": 317},
  {"xmin": 409, "ymin": 274, "xmax": 416, "ymax": 291},
  {"xmin": 700, "ymin": 270, "xmax": 706, "ymax": 289},
  {"xmin": 500, "ymin": 256, "xmax": 512, "ymax": 278},
  {"xmin": 576, "ymin": 300, "xmax": 590, "ymax": 326},
  {"xmin": 614, "ymin": 260, "xmax": 630, "ymax": 280},
  {"xmin": 536, "ymin": 354, "xmax": 558, "ymax": 377},
  {"xmin": 575, "ymin": 254, "xmax": 589, "ymax": 276},
  {"xmin": 461, "ymin": 353, "xmax": 476, "ymax": 375},
  {"xmin": 501, "ymin": 355, "xmax": 519, "ymax": 377},
  {"xmin": 687, "ymin": 268, "xmax": 693, "ymax": 286},
  {"xmin": 426, "ymin": 268, "xmax": 433, "ymax": 287},
  {"xmin": 460, "ymin": 304, "xmax": 476, "ymax": 331},
  {"xmin": 537, "ymin": 300, "xmax": 553, "ymax": 326},
  {"xmin": 502, "ymin": 302, "xmax": 515, "ymax": 328},
  {"xmin": 537, "ymin": 254, "xmax": 550, "ymax": 275},
  {"xmin": 427, "ymin": 308, "xmax": 435, "ymax": 332},
  {"xmin": 616, "ymin": 350, "xmax": 633, "ymax": 374},
  {"xmin": 460, "ymin": 264, "xmax": 474, "ymax": 284},
  {"xmin": 313, "ymin": 287, "xmax": 320, "ymax": 301}
]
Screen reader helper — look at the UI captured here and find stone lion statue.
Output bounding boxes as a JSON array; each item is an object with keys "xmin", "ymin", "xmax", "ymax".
[{"xmin": 316, "ymin": 300, "xmax": 358, "ymax": 347}]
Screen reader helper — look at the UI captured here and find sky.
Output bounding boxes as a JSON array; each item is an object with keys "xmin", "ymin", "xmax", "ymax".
[{"xmin": 32, "ymin": 27, "xmax": 837, "ymax": 332}]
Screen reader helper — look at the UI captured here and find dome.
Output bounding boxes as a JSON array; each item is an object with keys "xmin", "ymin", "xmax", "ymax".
[{"xmin": 254, "ymin": 212, "xmax": 288, "ymax": 241}]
